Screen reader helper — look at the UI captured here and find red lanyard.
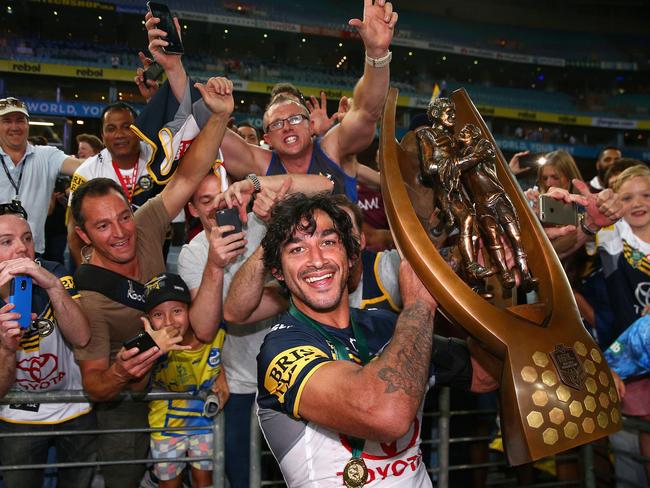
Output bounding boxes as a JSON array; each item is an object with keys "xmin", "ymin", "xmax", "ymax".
[{"xmin": 112, "ymin": 160, "xmax": 138, "ymax": 203}]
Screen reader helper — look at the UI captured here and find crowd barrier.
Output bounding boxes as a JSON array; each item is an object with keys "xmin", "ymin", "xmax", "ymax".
[{"xmin": 1, "ymin": 387, "xmax": 649, "ymax": 487}]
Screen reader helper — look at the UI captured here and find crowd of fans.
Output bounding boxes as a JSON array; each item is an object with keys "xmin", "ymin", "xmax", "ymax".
[{"xmin": 0, "ymin": 2, "xmax": 649, "ymax": 488}]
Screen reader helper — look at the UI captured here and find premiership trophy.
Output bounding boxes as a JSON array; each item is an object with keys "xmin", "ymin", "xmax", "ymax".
[{"xmin": 379, "ymin": 87, "xmax": 621, "ymax": 466}]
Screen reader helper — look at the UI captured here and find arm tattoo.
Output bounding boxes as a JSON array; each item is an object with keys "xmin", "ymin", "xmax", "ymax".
[{"xmin": 377, "ymin": 301, "xmax": 433, "ymax": 398}]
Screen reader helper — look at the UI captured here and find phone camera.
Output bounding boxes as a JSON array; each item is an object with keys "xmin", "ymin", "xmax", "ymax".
[{"xmin": 20, "ymin": 280, "xmax": 27, "ymax": 291}]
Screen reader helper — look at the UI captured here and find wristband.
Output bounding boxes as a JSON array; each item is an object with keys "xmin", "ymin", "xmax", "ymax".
[
  {"xmin": 245, "ymin": 173, "xmax": 262, "ymax": 194},
  {"xmin": 365, "ymin": 50, "xmax": 392, "ymax": 68},
  {"xmin": 579, "ymin": 215, "xmax": 598, "ymax": 236}
]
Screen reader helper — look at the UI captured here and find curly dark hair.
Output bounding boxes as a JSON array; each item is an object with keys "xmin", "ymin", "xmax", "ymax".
[{"xmin": 262, "ymin": 192, "xmax": 360, "ymax": 279}]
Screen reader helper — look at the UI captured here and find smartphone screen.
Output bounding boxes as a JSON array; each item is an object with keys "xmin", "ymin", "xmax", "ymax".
[
  {"xmin": 9, "ymin": 276, "xmax": 33, "ymax": 329},
  {"xmin": 147, "ymin": 2, "xmax": 184, "ymax": 55},
  {"xmin": 216, "ymin": 207, "xmax": 243, "ymax": 238}
]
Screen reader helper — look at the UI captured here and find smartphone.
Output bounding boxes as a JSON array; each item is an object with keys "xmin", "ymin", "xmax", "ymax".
[
  {"xmin": 146, "ymin": 2, "xmax": 184, "ymax": 55},
  {"xmin": 9, "ymin": 276, "xmax": 32, "ymax": 329},
  {"xmin": 123, "ymin": 331, "xmax": 158, "ymax": 353},
  {"xmin": 143, "ymin": 61, "xmax": 165, "ymax": 84},
  {"xmin": 538, "ymin": 195, "xmax": 579, "ymax": 226},
  {"xmin": 216, "ymin": 207, "xmax": 243, "ymax": 238}
]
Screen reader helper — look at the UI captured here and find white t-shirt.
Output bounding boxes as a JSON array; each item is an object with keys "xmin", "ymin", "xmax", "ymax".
[{"xmin": 178, "ymin": 213, "xmax": 274, "ymax": 394}]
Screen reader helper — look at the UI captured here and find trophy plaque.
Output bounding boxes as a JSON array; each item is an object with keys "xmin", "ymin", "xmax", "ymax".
[{"xmin": 379, "ymin": 87, "xmax": 621, "ymax": 466}]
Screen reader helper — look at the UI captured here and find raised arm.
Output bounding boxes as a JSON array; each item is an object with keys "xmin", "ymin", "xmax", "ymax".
[
  {"xmin": 223, "ymin": 245, "xmax": 288, "ymax": 324},
  {"xmin": 188, "ymin": 226, "xmax": 246, "ymax": 343},
  {"xmin": 60, "ymin": 156, "xmax": 83, "ymax": 176},
  {"xmin": 322, "ymin": 0, "xmax": 397, "ymax": 161},
  {"xmin": 145, "ymin": 12, "xmax": 188, "ymax": 103},
  {"xmin": 297, "ymin": 260, "xmax": 437, "ymax": 442},
  {"xmin": 160, "ymin": 77, "xmax": 233, "ymax": 220}
]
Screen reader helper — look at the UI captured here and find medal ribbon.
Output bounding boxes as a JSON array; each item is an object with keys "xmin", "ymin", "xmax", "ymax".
[
  {"xmin": 0, "ymin": 154, "xmax": 26, "ymax": 200},
  {"xmin": 112, "ymin": 160, "xmax": 139, "ymax": 203},
  {"xmin": 288, "ymin": 301, "xmax": 369, "ymax": 459}
]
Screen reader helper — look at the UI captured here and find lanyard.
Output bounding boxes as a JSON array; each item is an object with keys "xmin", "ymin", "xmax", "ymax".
[
  {"xmin": 288, "ymin": 301, "xmax": 370, "ymax": 458},
  {"xmin": 0, "ymin": 154, "xmax": 25, "ymax": 200},
  {"xmin": 112, "ymin": 159, "xmax": 139, "ymax": 203}
]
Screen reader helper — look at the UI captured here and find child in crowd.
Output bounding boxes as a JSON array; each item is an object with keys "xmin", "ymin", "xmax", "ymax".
[
  {"xmin": 599, "ymin": 164, "xmax": 650, "ymax": 485},
  {"xmin": 144, "ymin": 272, "xmax": 228, "ymax": 488}
]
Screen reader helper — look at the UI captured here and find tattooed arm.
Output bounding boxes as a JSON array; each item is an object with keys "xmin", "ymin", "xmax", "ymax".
[{"xmin": 297, "ymin": 261, "xmax": 437, "ymax": 442}]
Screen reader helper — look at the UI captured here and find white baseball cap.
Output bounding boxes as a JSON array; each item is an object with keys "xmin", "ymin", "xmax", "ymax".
[{"xmin": 0, "ymin": 97, "xmax": 29, "ymax": 118}]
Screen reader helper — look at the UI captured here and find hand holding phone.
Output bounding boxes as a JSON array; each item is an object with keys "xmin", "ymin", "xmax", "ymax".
[
  {"xmin": 143, "ymin": 61, "xmax": 165, "ymax": 84},
  {"xmin": 9, "ymin": 276, "xmax": 33, "ymax": 329},
  {"xmin": 216, "ymin": 207, "xmax": 243, "ymax": 238},
  {"xmin": 123, "ymin": 330, "xmax": 158, "ymax": 353},
  {"xmin": 538, "ymin": 195, "xmax": 579, "ymax": 226},
  {"xmin": 147, "ymin": 2, "xmax": 184, "ymax": 55}
]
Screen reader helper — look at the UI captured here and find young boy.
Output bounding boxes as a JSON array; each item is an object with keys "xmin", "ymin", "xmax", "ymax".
[{"xmin": 143, "ymin": 272, "xmax": 228, "ymax": 488}]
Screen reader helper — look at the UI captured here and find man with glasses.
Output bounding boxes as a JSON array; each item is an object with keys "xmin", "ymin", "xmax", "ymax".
[
  {"xmin": 145, "ymin": 0, "xmax": 397, "ymax": 202},
  {"xmin": 0, "ymin": 200, "xmax": 96, "ymax": 488},
  {"xmin": 0, "ymin": 97, "xmax": 83, "ymax": 257}
]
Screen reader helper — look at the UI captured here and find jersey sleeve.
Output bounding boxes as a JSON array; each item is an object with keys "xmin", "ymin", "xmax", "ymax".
[
  {"xmin": 605, "ymin": 315, "xmax": 650, "ymax": 380},
  {"xmin": 257, "ymin": 324, "xmax": 333, "ymax": 419}
]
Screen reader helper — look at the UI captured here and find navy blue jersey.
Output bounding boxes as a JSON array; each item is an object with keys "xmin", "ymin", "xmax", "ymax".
[
  {"xmin": 266, "ymin": 138, "xmax": 358, "ymax": 203},
  {"xmin": 258, "ymin": 307, "xmax": 398, "ymax": 419}
]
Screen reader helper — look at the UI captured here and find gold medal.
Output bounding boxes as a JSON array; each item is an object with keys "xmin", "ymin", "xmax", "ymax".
[{"xmin": 343, "ymin": 457, "xmax": 369, "ymax": 488}]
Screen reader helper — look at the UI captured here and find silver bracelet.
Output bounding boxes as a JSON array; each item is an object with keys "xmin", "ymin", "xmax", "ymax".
[
  {"xmin": 579, "ymin": 216, "xmax": 598, "ymax": 236},
  {"xmin": 365, "ymin": 51, "xmax": 392, "ymax": 68}
]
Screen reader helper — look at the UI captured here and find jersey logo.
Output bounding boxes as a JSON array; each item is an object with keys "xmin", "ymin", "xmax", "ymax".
[
  {"xmin": 207, "ymin": 348, "xmax": 222, "ymax": 368},
  {"xmin": 59, "ymin": 275, "xmax": 75, "ymax": 290},
  {"xmin": 264, "ymin": 346, "xmax": 328, "ymax": 404}
]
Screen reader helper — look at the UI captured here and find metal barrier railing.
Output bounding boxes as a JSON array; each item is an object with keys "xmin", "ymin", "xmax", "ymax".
[
  {"xmin": 2, "ymin": 387, "xmax": 650, "ymax": 488},
  {"xmin": 0, "ymin": 390, "xmax": 226, "ymax": 488}
]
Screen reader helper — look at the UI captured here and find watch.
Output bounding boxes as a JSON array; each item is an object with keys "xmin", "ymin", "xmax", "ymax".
[
  {"xmin": 245, "ymin": 173, "xmax": 262, "ymax": 194},
  {"xmin": 365, "ymin": 50, "xmax": 392, "ymax": 68}
]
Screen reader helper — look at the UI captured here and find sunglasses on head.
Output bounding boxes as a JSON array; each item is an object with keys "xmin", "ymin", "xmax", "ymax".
[
  {"xmin": 0, "ymin": 200, "xmax": 28, "ymax": 219},
  {"xmin": 0, "ymin": 97, "xmax": 26, "ymax": 111}
]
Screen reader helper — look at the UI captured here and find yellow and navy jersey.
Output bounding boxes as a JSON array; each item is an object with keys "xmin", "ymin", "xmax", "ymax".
[
  {"xmin": 256, "ymin": 307, "xmax": 432, "ymax": 487},
  {"xmin": 258, "ymin": 307, "xmax": 397, "ymax": 419},
  {"xmin": 598, "ymin": 220, "xmax": 650, "ymax": 340},
  {"xmin": 148, "ymin": 327, "xmax": 226, "ymax": 439}
]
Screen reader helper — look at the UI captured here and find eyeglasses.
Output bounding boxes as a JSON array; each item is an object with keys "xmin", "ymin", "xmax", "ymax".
[
  {"xmin": 0, "ymin": 98, "xmax": 26, "ymax": 111},
  {"xmin": 265, "ymin": 114, "xmax": 309, "ymax": 133},
  {"xmin": 0, "ymin": 200, "xmax": 28, "ymax": 219}
]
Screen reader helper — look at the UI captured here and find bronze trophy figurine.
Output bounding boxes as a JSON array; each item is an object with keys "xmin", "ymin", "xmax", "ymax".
[{"xmin": 380, "ymin": 88, "xmax": 621, "ymax": 466}]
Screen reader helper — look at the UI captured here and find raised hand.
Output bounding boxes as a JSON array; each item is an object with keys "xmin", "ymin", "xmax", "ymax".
[
  {"xmin": 206, "ymin": 224, "xmax": 247, "ymax": 269},
  {"xmin": 252, "ymin": 177, "xmax": 292, "ymax": 223},
  {"xmin": 134, "ymin": 51, "xmax": 160, "ymax": 101},
  {"xmin": 306, "ymin": 91, "xmax": 337, "ymax": 136},
  {"xmin": 349, "ymin": 0, "xmax": 398, "ymax": 58},
  {"xmin": 142, "ymin": 316, "xmax": 191, "ymax": 354},
  {"xmin": 194, "ymin": 77, "xmax": 234, "ymax": 117},
  {"xmin": 0, "ymin": 303, "xmax": 29, "ymax": 352},
  {"xmin": 0, "ymin": 258, "xmax": 60, "ymax": 291},
  {"xmin": 145, "ymin": 12, "xmax": 183, "ymax": 71},
  {"xmin": 508, "ymin": 151, "xmax": 531, "ymax": 176}
]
